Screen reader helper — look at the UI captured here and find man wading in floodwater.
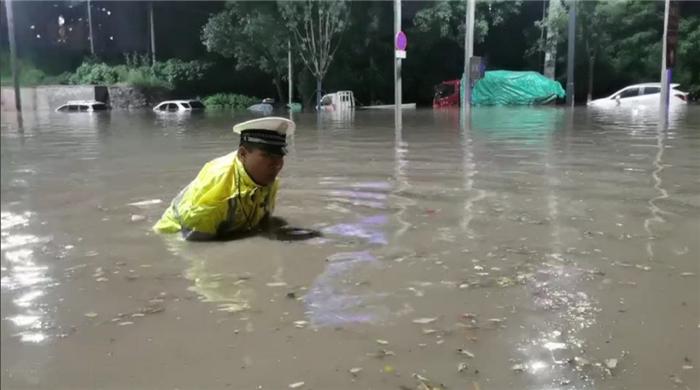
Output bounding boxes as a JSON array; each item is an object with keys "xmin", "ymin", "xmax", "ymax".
[{"xmin": 153, "ymin": 117, "xmax": 293, "ymax": 241}]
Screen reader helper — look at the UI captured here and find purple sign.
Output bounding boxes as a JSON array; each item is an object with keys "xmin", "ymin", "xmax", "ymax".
[{"xmin": 395, "ymin": 31, "xmax": 407, "ymax": 51}]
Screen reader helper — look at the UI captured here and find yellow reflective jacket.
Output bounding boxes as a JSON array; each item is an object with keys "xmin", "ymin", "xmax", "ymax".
[{"xmin": 153, "ymin": 152, "xmax": 278, "ymax": 240}]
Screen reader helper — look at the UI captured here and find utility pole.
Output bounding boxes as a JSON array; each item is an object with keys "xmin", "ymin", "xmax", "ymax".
[
  {"xmin": 565, "ymin": 0, "xmax": 576, "ymax": 106},
  {"xmin": 87, "ymin": 0, "xmax": 95, "ymax": 55},
  {"xmin": 5, "ymin": 0, "xmax": 21, "ymax": 112},
  {"xmin": 149, "ymin": 1, "xmax": 156, "ymax": 65},
  {"xmin": 660, "ymin": 0, "xmax": 679, "ymax": 123},
  {"xmin": 461, "ymin": 0, "xmax": 475, "ymax": 110},
  {"xmin": 394, "ymin": 0, "xmax": 402, "ymax": 129},
  {"xmin": 288, "ymin": 39, "xmax": 293, "ymax": 105}
]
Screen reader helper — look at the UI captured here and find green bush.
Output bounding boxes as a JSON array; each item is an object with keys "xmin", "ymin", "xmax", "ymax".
[
  {"xmin": 203, "ymin": 93, "xmax": 259, "ymax": 110},
  {"xmin": 0, "ymin": 51, "xmax": 70, "ymax": 86},
  {"xmin": 68, "ymin": 62, "xmax": 123, "ymax": 85},
  {"xmin": 152, "ymin": 59, "xmax": 210, "ymax": 90},
  {"xmin": 67, "ymin": 56, "xmax": 210, "ymax": 91}
]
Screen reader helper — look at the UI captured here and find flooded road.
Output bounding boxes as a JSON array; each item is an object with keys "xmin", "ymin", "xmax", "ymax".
[{"xmin": 1, "ymin": 106, "xmax": 698, "ymax": 389}]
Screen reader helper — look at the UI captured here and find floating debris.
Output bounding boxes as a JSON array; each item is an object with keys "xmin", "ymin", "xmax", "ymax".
[
  {"xmin": 680, "ymin": 272, "xmax": 696, "ymax": 277},
  {"xmin": 511, "ymin": 364, "xmax": 526, "ymax": 372},
  {"xmin": 573, "ymin": 357, "xmax": 590, "ymax": 367},
  {"xmin": 118, "ymin": 321, "xmax": 134, "ymax": 326},
  {"xmin": 127, "ymin": 199, "xmax": 163, "ymax": 207},
  {"xmin": 349, "ymin": 367, "xmax": 362, "ymax": 376},
  {"xmin": 635, "ymin": 264, "xmax": 652, "ymax": 271},
  {"xmin": 461, "ymin": 313, "xmax": 477, "ymax": 320},
  {"xmin": 615, "ymin": 261, "xmax": 633, "ymax": 268},
  {"xmin": 497, "ymin": 277, "xmax": 515, "ymax": 287},
  {"xmin": 376, "ymin": 339, "xmax": 389, "ymax": 345},
  {"xmin": 412, "ymin": 317, "xmax": 438, "ymax": 325},
  {"xmin": 266, "ymin": 282, "xmax": 288, "ymax": 287},
  {"xmin": 130, "ymin": 214, "xmax": 146, "ymax": 222},
  {"xmin": 488, "ymin": 318, "xmax": 505, "ymax": 325},
  {"xmin": 293, "ymin": 321, "xmax": 308, "ymax": 328},
  {"xmin": 458, "ymin": 362, "xmax": 468, "ymax": 372},
  {"xmin": 140, "ymin": 304, "xmax": 165, "ymax": 315},
  {"xmin": 412, "ymin": 373, "xmax": 430, "ymax": 382},
  {"xmin": 422, "ymin": 329, "xmax": 437, "ymax": 335},
  {"xmin": 288, "ymin": 381, "xmax": 305, "ymax": 389},
  {"xmin": 605, "ymin": 358, "xmax": 618, "ymax": 370},
  {"xmin": 95, "ymin": 277, "xmax": 109, "ymax": 282},
  {"xmin": 682, "ymin": 365, "xmax": 693, "ymax": 370},
  {"xmin": 669, "ymin": 375, "xmax": 683, "ymax": 385},
  {"xmin": 84, "ymin": 312, "xmax": 98, "ymax": 318},
  {"xmin": 368, "ymin": 349, "xmax": 395, "ymax": 359},
  {"xmin": 383, "ymin": 365, "xmax": 395, "ymax": 374},
  {"xmin": 286, "ymin": 292, "xmax": 297, "ymax": 299},
  {"xmin": 457, "ymin": 349, "xmax": 475, "ymax": 358}
]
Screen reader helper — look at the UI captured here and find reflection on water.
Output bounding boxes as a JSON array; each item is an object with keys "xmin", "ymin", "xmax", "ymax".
[
  {"xmin": 1, "ymin": 211, "xmax": 52, "ymax": 344},
  {"xmin": 1, "ymin": 107, "xmax": 698, "ymax": 389}
]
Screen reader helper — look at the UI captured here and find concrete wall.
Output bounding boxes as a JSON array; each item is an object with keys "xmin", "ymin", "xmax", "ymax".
[
  {"xmin": 1, "ymin": 85, "xmax": 171, "ymax": 111},
  {"xmin": 1, "ymin": 85, "xmax": 95, "ymax": 112}
]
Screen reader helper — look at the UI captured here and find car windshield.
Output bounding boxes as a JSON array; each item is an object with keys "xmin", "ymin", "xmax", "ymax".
[
  {"xmin": 181, "ymin": 103, "xmax": 191, "ymax": 109},
  {"xmin": 92, "ymin": 103, "xmax": 107, "ymax": 110},
  {"xmin": 189, "ymin": 101, "xmax": 205, "ymax": 109}
]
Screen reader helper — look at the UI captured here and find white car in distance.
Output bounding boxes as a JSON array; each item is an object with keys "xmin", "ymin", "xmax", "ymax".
[
  {"xmin": 153, "ymin": 100, "xmax": 205, "ymax": 112},
  {"xmin": 588, "ymin": 83, "xmax": 688, "ymax": 108},
  {"xmin": 56, "ymin": 100, "xmax": 109, "ymax": 112}
]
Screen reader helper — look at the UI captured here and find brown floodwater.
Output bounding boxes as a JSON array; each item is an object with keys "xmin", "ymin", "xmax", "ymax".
[{"xmin": 1, "ymin": 106, "xmax": 698, "ymax": 390}]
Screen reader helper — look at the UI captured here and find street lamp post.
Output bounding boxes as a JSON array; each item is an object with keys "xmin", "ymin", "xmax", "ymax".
[{"xmin": 4, "ymin": 0, "xmax": 22, "ymax": 112}]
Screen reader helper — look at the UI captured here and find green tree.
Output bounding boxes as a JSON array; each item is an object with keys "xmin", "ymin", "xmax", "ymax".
[
  {"xmin": 201, "ymin": 2, "xmax": 289, "ymax": 102},
  {"xmin": 413, "ymin": 0, "xmax": 522, "ymax": 47},
  {"xmin": 279, "ymin": 0, "xmax": 349, "ymax": 108},
  {"xmin": 576, "ymin": 1, "xmax": 612, "ymax": 102},
  {"xmin": 676, "ymin": 16, "xmax": 700, "ymax": 98}
]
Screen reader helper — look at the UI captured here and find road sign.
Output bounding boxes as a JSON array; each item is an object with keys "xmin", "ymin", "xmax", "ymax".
[
  {"xmin": 395, "ymin": 31, "xmax": 407, "ymax": 50},
  {"xmin": 469, "ymin": 56, "xmax": 484, "ymax": 83}
]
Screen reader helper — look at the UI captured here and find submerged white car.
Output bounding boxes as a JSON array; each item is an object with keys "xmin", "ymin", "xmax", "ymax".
[
  {"xmin": 56, "ymin": 100, "xmax": 109, "ymax": 112},
  {"xmin": 153, "ymin": 100, "xmax": 205, "ymax": 112},
  {"xmin": 588, "ymin": 83, "xmax": 688, "ymax": 108}
]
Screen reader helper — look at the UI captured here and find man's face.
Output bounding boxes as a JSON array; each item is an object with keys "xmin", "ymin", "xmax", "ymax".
[{"xmin": 239, "ymin": 146, "xmax": 284, "ymax": 186}]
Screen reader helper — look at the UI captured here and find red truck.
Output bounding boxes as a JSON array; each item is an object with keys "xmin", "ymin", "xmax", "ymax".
[{"xmin": 433, "ymin": 79, "xmax": 461, "ymax": 108}]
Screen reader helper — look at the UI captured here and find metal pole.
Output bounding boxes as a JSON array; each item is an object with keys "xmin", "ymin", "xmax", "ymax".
[
  {"xmin": 462, "ymin": 0, "xmax": 475, "ymax": 110},
  {"xmin": 394, "ymin": 0, "xmax": 402, "ymax": 129},
  {"xmin": 5, "ymin": 0, "xmax": 21, "ymax": 112},
  {"xmin": 565, "ymin": 0, "xmax": 576, "ymax": 106},
  {"xmin": 288, "ymin": 39, "xmax": 293, "ymax": 105},
  {"xmin": 149, "ymin": 1, "xmax": 156, "ymax": 65},
  {"xmin": 660, "ymin": 0, "xmax": 670, "ymax": 120},
  {"xmin": 87, "ymin": 0, "xmax": 95, "ymax": 55}
]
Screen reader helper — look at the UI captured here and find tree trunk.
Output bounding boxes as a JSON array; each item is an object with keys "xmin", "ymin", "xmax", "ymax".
[
  {"xmin": 273, "ymin": 78, "xmax": 284, "ymax": 104},
  {"xmin": 543, "ymin": 0, "xmax": 561, "ymax": 79},
  {"xmin": 587, "ymin": 50, "xmax": 595, "ymax": 103},
  {"xmin": 316, "ymin": 77, "xmax": 322, "ymax": 110}
]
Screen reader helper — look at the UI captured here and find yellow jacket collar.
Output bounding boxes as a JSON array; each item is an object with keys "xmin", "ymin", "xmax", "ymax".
[{"xmin": 233, "ymin": 152, "xmax": 261, "ymax": 189}]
